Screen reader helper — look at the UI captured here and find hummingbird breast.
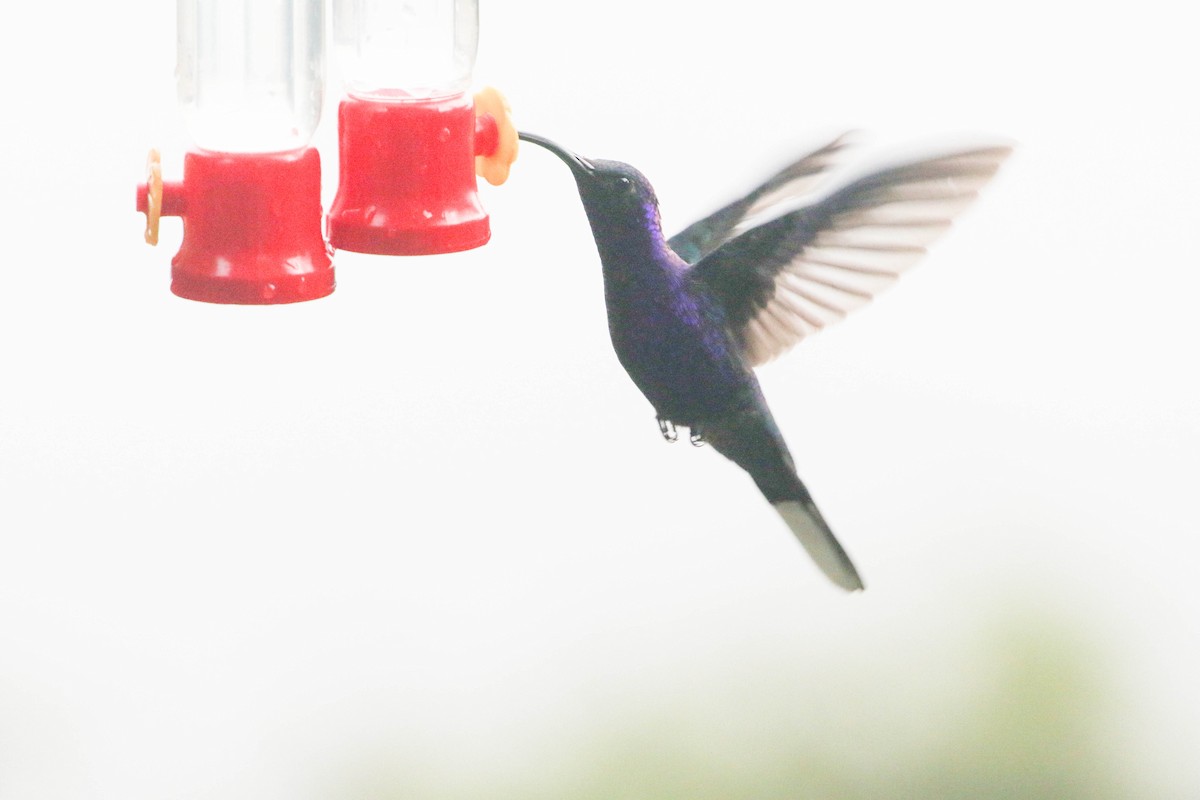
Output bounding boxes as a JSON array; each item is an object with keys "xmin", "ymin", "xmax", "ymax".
[{"xmin": 603, "ymin": 261, "xmax": 755, "ymax": 426}]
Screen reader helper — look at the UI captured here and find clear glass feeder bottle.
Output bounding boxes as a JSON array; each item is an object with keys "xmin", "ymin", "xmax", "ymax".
[
  {"xmin": 326, "ymin": 0, "xmax": 504, "ymax": 256},
  {"xmin": 137, "ymin": 0, "xmax": 335, "ymax": 305}
]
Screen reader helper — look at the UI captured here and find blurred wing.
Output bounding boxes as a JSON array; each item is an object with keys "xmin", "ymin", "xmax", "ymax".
[
  {"xmin": 688, "ymin": 145, "xmax": 1012, "ymax": 366},
  {"xmin": 667, "ymin": 133, "xmax": 855, "ymax": 264}
]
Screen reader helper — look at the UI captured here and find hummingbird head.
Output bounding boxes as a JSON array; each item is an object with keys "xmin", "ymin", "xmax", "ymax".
[{"xmin": 518, "ymin": 131, "xmax": 661, "ymax": 229}]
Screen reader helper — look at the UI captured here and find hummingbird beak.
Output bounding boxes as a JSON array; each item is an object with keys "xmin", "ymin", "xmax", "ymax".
[{"xmin": 518, "ymin": 131, "xmax": 595, "ymax": 178}]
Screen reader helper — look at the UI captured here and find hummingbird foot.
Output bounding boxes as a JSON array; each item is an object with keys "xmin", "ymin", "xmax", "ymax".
[
  {"xmin": 689, "ymin": 426, "xmax": 706, "ymax": 447},
  {"xmin": 657, "ymin": 417, "xmax": 678, "ymax": 443}
]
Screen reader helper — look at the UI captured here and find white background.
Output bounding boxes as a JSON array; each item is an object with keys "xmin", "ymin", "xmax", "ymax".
[{"xmin": 1, "ymin": 1, "xmax": 1197, "ymax": 798}]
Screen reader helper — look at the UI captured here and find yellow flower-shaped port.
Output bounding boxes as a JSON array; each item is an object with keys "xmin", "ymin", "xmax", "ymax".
[{"xmin": 473, "ymin": 87, "xmax": 518, "ymax": 187}]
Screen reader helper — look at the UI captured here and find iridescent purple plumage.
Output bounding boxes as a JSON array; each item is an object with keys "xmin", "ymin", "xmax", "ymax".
[{"xmin": 518, "ymin": 131, "xmax": 1010, "ymax": 590}]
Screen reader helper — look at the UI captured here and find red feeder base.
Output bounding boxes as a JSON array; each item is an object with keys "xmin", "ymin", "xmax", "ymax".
[
  {"xmin": 327, "ymin": 93, "xmax": 491, "ymax": 256},
  {"xmin": 148, "ymin": 149, "xmax": 335, "ymax": 305}
]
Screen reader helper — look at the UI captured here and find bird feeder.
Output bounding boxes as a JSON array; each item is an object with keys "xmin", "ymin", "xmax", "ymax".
[
  {"xmin": 327, "ymin": 0, "xmax": 517, "ymax": 255},
  {"xmin": 136, "ymin": 0, "xmax": 335, "ymax": 305}
]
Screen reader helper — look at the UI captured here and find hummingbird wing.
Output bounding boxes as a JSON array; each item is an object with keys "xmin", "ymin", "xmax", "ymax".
[
  {"xmin": 667, "ymin": 133, "xmax": 855, "ymax": 264},
  {"xmin": 687, "ymin": 145, "xmax": 1011, "ymax": 366}
]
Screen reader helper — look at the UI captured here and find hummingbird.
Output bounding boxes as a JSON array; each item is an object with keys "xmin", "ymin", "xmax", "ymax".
[{"xmin": 518, "ymin": 130, "xmax": 1009, "ymax": 591}]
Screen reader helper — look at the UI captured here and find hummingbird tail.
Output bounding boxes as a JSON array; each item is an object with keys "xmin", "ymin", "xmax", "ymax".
[
  {"xmin": 773, "ymin": 499, "xmax": 864, "ymax": 592},
  {"xmin": 702, "ymin": 406, "xmax": 865, "ymax": 591}
]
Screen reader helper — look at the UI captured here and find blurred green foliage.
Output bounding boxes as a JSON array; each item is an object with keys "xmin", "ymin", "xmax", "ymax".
[{"xmin": 340, "ymin": 610, "xmax": 1139, "ymax": 800}]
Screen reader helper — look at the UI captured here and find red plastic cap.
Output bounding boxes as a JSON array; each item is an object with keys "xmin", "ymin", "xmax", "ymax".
[
  {"xmin": 328, "ymin": 94, "xmax": 491, "ymax": 256},
  {"xmin": 169, "ymin": 149, "xmax": 335, "ymax": 304}
]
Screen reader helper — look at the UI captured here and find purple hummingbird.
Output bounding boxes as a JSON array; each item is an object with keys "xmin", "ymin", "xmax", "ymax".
[{"xmin": 518, "ymin": 131, "xmax": 1010, "ymax": 591}]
